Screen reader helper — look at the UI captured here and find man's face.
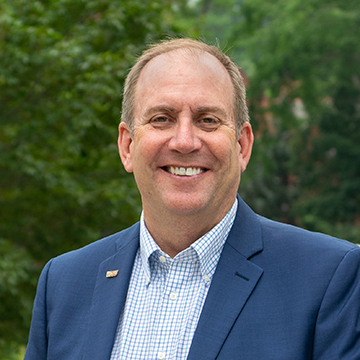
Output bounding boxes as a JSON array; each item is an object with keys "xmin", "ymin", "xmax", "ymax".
[{"xmin": 119, "ymin": 50, "xmax": 253, "ymax": 222}]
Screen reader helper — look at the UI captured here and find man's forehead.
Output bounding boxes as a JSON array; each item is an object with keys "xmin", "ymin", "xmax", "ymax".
[
  {"xmin": 138, "ymin": 48, "xmax": 229, "ymax": 84},
  {"xmin": 132, "ymin": 48, "xmax": 235, "ymax": 125}
]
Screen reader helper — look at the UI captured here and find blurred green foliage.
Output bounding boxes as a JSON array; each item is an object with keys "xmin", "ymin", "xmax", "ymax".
[
  {"xmin": 1, "ymin": 0, "xmax": 359, "ymax": 356},
  {"xmin": 236, "ymin": 0, "xmax": 360, "ymax": 237},
  {"xmin": 0, "ymin": 239, "xmax": 35, "ymax": 358}
]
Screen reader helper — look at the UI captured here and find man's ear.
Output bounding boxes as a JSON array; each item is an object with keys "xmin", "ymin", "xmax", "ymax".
[
  {"xmin": 118, "ymin": 122, "xmax": 134, "ymax": 173},
  {"xmin": 238, "ymin": 122, "xmax": 254, "ymax": 173}
]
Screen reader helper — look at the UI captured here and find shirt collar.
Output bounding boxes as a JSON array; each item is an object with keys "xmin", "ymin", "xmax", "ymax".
[
  {"xmin": 191, "ymin": 199, "xmax": 238, "ymax": 281},
  {"xmin": 139, "ymin": 199, "xmax": 238, "ymax": 283}
]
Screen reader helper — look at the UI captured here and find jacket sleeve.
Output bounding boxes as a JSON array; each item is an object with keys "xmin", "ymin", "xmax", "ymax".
[
  {"xmin": 24, "ymin": 260, "xmax": 53, "ymax": 360},
  {"xmin": 313, "ymin": 246, "xmax": 360, "ymax": 359}
]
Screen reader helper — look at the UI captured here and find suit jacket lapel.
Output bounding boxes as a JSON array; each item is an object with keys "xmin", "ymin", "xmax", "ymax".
[
  {"xmin": 187, "ymin": 196, "xmax": 264, "ymax": 359},
  {"xmin": 82, "ymin": 224, "xmax": 140, "ymax": 360}
]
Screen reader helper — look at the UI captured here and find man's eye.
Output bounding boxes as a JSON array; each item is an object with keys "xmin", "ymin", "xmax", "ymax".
[
  {"xmin": 152, "ymin": 116, "xmax": 169, "ymax": 122},
  {"xmin": 149, "ymin": 116, "xmax": 173, "ymax": 129},
  {"xmin": 197, "ymin": 117, "xmax": 221, "ymax": 131},
  {"xmin": 202, "ymin": 117, "xmax": 216, "ymax": 123}
]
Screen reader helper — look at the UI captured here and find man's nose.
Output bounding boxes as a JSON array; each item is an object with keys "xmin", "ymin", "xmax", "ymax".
[{"xmin": 168, "ymin": 118, "xmax": 202, "ymax": 153}]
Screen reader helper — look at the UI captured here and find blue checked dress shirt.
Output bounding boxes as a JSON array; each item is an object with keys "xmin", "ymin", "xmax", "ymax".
[{"xmin": 110, "ymin": 199, "xmax": 238, "ymax": 360}]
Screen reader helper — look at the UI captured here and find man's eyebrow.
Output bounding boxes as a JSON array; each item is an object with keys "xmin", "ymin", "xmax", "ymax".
[
  {"xmin": 196, "ymin": 106, "xmax": 228, "ymax": 118},
  {"xmin": 143, "ymin": 106, "xmax": 175, "ymax": 118},
  {"xmin": 142, "ymin": 105, "xmax": 228, "ymax": 119}
]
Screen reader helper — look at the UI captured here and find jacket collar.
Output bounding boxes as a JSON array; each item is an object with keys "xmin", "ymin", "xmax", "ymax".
[
  {"xmin": 82, "ymin": 223, "xmax": 140, "ymax": 360},
  {"xmin": 187, "ymin": 194, "xmax": 264, "ymax": 359}
]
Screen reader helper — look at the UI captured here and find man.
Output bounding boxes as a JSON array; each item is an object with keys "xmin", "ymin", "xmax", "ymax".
[{"xmin": 25, "ymin": 38, "xmax": 360, "ymax": 359}]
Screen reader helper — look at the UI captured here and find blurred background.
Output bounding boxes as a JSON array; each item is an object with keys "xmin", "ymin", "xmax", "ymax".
[{"xmin": 1, "ymin": 0, "xmax": 359, "ymax": 357}]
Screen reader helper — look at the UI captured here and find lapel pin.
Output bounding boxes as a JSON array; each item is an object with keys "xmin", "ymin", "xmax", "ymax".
[{"xmin": 106, "ymin": 270, "xmax": 119, "ymax": 278}]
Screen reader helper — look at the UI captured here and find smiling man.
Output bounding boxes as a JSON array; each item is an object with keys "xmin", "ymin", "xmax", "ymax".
[
  {"xmin": 118, "ymin": 45, "xmax": 253, "ymax": 257},
  {"xmin": 25, "ymin": 39, "xmax": 360, "ymax": 360}
]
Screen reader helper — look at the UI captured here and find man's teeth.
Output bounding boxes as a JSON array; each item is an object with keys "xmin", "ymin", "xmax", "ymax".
[{"xmin": 167, "ymin": 166, "xmax": 204, "ymax": 176}]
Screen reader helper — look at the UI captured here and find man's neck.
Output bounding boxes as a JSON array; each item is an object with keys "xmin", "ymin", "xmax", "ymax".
[{"xmin": 142, "ymin": 199, "xmax": 236, "ymax": 258}]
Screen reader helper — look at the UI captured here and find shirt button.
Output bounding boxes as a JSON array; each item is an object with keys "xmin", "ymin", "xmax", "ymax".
[
  {"xmin": 169, "ymin": 292, "xmax": 177, "ymax": 301},
  {"xmin": 204, "ymin": 275, "xmax": 210, "ymax": 282},
  {"xmin": 159, "ymin": 255, "xmax": 166, "ymax": 263},
  {"xmin": 158, "ymin": 351, "xmax": 166, "ymax": 359}
]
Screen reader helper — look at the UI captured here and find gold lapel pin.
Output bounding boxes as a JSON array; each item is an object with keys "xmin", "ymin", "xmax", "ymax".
[{"xmin": 106, "ymin": 270, "xmax": 119, "ymax": 278}]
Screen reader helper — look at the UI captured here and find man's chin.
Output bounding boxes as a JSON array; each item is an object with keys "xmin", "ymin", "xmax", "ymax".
[{"xmin": 161, "ymin": 195, "xmax": 210, "ymax": 216}]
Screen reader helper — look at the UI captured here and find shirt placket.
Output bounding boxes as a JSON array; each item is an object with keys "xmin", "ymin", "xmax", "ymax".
[{"xmin": 150, "ymin": 255, "xmax": 195, "ymax": 360}]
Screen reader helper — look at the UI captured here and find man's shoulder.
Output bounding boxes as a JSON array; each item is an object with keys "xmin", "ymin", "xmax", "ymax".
[
  {"xmin": 256, "ymin": 214, "xmax": 358, "ymax": 257},
  {"xmin": 48, "ymin": 222, "xmax": 140, "ymax": 273}
]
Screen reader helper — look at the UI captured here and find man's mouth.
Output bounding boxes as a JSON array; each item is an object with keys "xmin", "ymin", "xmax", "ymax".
[{"xmin": 164, "ymin": 166, "xmax": 205, "ymax": 176}]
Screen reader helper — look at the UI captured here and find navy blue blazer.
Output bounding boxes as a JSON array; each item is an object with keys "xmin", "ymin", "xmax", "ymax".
[{"xmin": 25, "ymin": 196, "xmax": 360, "ymax": 359}]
